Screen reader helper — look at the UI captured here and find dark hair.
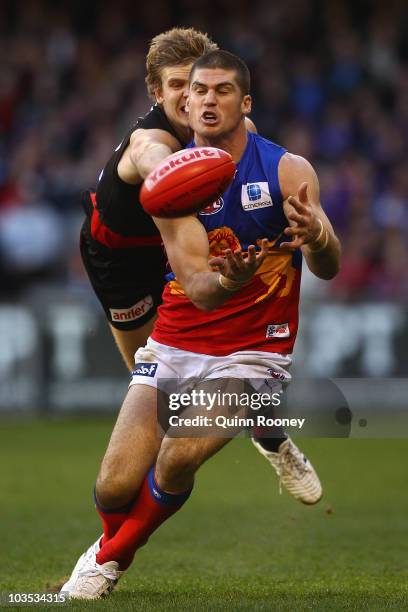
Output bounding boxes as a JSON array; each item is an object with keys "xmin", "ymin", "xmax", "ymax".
[
  {"xmin": 146, "ymin": 28, "xmax": 218, "ymax": 100},
  {"xmin": 189, "ymin": 50, "xmax": 250, "ymax": 95}
]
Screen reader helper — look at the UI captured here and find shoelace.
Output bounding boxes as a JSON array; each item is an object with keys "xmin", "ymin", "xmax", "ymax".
[
  {"xmin": 78, "ymin": 561, "xmax": 119, "ymax": 581},
  {"xmin": 277, "ymin": 444, "xmax": 309, "ymax": 494}
]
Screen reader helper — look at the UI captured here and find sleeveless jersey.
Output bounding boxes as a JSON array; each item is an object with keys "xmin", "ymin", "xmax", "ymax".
[
  {"xmin": 152, "ymin": 132, "xmax": 302, "ymax": 356},
  {"xmin": 87, "ymin": 104, "xmax": 186, "ymax": 248}
]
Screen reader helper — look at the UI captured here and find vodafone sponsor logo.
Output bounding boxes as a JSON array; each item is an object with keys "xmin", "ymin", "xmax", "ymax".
[
  {"xmin": 199, "ymin": 197, "xmax": 224, "ymax": 215},
  {"xmin": 266, "ymin": 323, "xmax": 290, "ymax": 339},
  {"xmin": 109, "ymin": 296, "xmax": 154, "ymax": 323},
  {"xmin": 144, "ymin": 148, "xmax": 221, "ymax": 191}
]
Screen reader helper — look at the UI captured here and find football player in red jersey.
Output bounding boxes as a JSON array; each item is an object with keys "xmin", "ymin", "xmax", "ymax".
[
  {"xmin": 61, "ymin": 50, "xmax": 340, "ymax": 600},
  {"xmin": 80, "ymin": 26, "xmax": 315, "ymax": 508}
]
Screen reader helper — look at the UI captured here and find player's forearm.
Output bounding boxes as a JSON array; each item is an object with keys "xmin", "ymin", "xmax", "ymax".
[
  {"xmin": 183, "ymin": 272, "xmax": 243, "ymax": 311},
  {"xmin": 303, "ymin": 224, "xmax": 341, "ymax": 280},
  {"xmin": 131, "ymin": 142, "xmax": 173, "ymax": 179}
]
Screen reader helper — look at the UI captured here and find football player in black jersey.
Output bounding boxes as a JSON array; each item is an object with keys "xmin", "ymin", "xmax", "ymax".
[{"xmin": 80, "ymin": 28, "xmax": 218, "ymax": 371}]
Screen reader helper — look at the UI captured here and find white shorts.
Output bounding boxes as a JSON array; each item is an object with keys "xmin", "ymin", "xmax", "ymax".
[{"xmin": 130, "ymin": 337, "xmax": 292, "ymax": 395}]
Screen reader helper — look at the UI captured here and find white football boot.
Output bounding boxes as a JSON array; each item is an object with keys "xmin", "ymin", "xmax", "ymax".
[
  {"xmin": 60, "ymin": 536, "xmax": 102, "ymax": 597},
  {"xmin": 252, "ymin": 437, "xmax": 322, "ymax": 504},
  {"xmin": 68, "ymin": 559, "xmax": 122, "ymax": 600}
]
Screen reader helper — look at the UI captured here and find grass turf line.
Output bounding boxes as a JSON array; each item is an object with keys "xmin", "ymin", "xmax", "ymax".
[{"xmin": 0, "ymin": 418, "xmax": 407, "ymax": 611}]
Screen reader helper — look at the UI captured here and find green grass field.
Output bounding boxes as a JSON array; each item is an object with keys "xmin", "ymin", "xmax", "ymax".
[{"xmin": 1, "ymin": 418, "xmax": 408, "ymax": 611}]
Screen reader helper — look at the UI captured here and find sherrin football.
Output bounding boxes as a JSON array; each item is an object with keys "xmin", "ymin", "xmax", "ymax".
[{"xmin": 140, "ymin": 147, "xmax": 236, "ymax": 218}]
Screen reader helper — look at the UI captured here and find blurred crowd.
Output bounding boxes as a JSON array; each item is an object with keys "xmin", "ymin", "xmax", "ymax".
[{"xmin": 0, "ymin": 0, "xmax": 407, "ymax": 302}]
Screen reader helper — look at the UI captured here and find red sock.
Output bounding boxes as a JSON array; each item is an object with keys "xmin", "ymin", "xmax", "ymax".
[
  {"xmin": 96, "ymin": 466, "xmax": 192, "ymax": 569},
  {"xmin": 94, "ymin": 488, "xmax": 137, "ymax": 546}
]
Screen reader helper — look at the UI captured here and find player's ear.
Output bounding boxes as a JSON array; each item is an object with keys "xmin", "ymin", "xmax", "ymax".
[
  {"xmin": 242, "ymin": 95, "xmax": 252, "ymax": 116},
  {"xmin": 155, "ymin": 87, "xmax": 164, "ymax": 104}
]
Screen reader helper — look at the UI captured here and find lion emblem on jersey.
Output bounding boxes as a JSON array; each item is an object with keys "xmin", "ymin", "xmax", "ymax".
[{"xmin": 208, "ymin": 226, "xmax": 241, "ymax": 257}]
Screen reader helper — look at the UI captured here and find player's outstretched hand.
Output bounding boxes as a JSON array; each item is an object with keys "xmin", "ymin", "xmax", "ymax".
[
  {"xmin": 280, "ymin": 182, "xmax": 321, "ymax": 250},
  {"xmin": 209, "ymin": 238, "xmax": 269, "ymax": 283}
]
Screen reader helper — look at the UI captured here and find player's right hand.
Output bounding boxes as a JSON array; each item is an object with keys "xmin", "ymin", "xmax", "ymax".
[{"xmin": 209, "ymin": 238, "xmax": 269, "ymax": 283}]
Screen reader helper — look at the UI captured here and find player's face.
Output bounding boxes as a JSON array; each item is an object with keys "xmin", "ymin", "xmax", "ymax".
[
  {"xmin": 155, "ymin": 63, "xmax": 193, "ymax": 130},
  {"xmin": 187, "ymin": 68, "xmax": 251, "ymax": 139}
]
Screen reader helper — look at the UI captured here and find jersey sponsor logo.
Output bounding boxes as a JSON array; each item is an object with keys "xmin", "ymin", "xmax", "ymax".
[
  {"xmin": 132, "ymin": 363, "xmax": 158, "ymax": 377},
  {"xmin": 144, "ymin": 148, "xmax": 221, "ymax": 191},
  {"xmin": 266, "ymin": 323, "xmax": 290, "ymax": 338},
  {"xmin": 241, "ymin": 182, "xmax": 273, "ymax": 211},
  {"xmin": 109, "ymin": 296, "xmax": 154, "ymax": 323},
  {"xmin": 199, "ymin": 197, "xmax": 224, "ymax": 215}
]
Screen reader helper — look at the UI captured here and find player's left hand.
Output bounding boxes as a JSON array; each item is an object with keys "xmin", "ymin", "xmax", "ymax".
[{"xmin": 280, "ymin": 182, "xmax": 321, "ymax": 250}]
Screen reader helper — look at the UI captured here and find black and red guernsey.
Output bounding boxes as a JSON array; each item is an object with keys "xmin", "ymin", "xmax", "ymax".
[
  {"xmin": 87, "ymin": 103, "xmax": 185, "ymax": 246},
  {"xmin": 80, "ymin": 104, "xmax": 187, "ymax": 331}
]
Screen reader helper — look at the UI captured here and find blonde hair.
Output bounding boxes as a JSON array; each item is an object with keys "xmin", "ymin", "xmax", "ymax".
[{"xmin": 146, "ymin": 27, "xmax": 218, "ymax": 99}]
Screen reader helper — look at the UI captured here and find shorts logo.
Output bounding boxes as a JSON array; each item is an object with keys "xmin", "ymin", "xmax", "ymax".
[
  {"xmin": 267, "ymin": 368, "xmax": 286, "ymax": 381},
  {"xmin": 241, "ymin": 182, "xmax": 273, "ymax": 211},
  {"xmin": 199, "ymin": 197, "xmax": 224, "ymax": 215},
  {"xmin": 132, "ymin": 363, "xmax": 158, "ymax": 377},
  {"xmin": 266, "ymin": 323, "xmax": 290, "ymax": 338},
  {"xmin": 109, "ymin": 296, "xmax": 154, "ymax": 323}
]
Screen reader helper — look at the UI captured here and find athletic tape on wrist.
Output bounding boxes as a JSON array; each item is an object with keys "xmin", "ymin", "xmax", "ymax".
[
  {"xmin": 308, "ymin": 218, "xmax": 329, "ymax": 252},
  {"xmin": 218, "ymin": 274, "xmax": 246, "ymax": 291}
]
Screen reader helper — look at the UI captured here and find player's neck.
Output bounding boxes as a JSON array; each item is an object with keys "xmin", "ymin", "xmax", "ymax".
[
  {"xmin": 171, "ymin": 122, "xmax": 193, "ymax": 146},
  {"xmin": 194, "ymin": 122, "xmax": 248, "ymax": 163}
]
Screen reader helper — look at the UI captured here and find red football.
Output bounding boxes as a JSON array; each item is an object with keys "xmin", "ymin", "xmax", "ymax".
[{"xmin": 140, "ymin": 147, "xmax": 236, "ymax": 218}]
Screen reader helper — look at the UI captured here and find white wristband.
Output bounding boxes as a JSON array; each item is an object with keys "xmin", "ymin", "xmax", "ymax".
[{"xmin": 308, "ymin": 219, "xmax": 329, "ymax": 252}]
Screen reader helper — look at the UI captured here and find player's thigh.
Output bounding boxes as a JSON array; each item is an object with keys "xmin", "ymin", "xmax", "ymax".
[
  {"xmin": 109, "ymin": 316, "xmax": 157, "ymax": 372},
  {"xmin": 98, "ymin": 384, "xmax": 162, "ymax": 491},
  {"xmin": 158, "ymin": 377, "xmax": 248, "ymax": 475},
  {"xmin": 157, "ymin": 435, "xmax": 231, "ymax": 480}
]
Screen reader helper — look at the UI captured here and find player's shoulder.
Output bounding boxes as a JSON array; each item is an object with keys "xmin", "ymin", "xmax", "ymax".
[
  {"xmin": 278, "ymin": 151, "xmax": 318, "ymax": 199},
  {"xmin": 250, "ymin": 132, "xmax": 287, "ymax": 156},
  {"xmin": 135, "ymin": 103, "xmax": 182, "ymax": 141},
  {"xmin": 135, "ymin": 103, "xmax": 167, "ymax": 128},
  {"xmin": 278, "ymin": 151, "xmax": 316, "ymax": 180}
]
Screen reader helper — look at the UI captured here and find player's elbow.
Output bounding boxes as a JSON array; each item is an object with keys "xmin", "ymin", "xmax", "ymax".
[
  {"xmin": 314, "ymin": 259, "xmax": 341, "ymax": 280},
  {"xmin": 191, "ymin": 298, "xmax": 216, "ymax": 312},
  {"xmin": 187, "ymin": 288, "xmax": 218, "ymax": 311},
  {"xmin": 318, "ymin": 268, "xmax": 338, "ymax": 281},
  {"xmin": 182, "ymin": 275, "xmax": 220, "ymax": 312}
]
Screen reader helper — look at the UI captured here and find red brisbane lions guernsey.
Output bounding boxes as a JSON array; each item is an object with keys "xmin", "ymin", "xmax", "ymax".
[{"xmin": 152, "ymin": 132, "xmax": 302, "ymax": 356}]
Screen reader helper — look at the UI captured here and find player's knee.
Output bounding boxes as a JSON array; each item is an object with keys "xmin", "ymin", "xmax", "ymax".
[
  {"xmin": 156, "ymin": 439, "xmax": 200, "ymax": 485},
  {"xmin": 95, "ymin": 470, "xmax": 137, "ymax": 510}
]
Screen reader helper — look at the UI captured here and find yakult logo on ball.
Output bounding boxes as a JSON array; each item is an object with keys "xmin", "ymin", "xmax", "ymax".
[{"xmin": 144, "ymin": 148, "xmax": 221, "ymax": 191}]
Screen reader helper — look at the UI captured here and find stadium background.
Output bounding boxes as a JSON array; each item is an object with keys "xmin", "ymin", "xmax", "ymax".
[{"xmin": 1, "ymin": 1, "xmax": 408, "ymax": 609}]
